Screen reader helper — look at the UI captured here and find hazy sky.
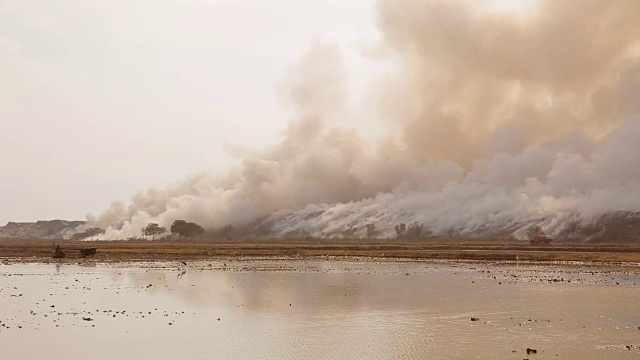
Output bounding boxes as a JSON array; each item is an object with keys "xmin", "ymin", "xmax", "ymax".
[{"xmin": 0, "ymin": 0, "xmax": 378, "ymax": 224}]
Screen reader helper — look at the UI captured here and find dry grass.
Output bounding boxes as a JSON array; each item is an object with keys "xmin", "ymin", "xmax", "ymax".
[{"xmin": 2, "ymin": 238, "xmax": 640, "ymax": 263}]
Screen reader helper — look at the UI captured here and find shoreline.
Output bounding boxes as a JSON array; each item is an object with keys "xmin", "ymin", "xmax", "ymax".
[{"xmin": 2, "ymin": 240, "xmax": 640, "ymax": 267}]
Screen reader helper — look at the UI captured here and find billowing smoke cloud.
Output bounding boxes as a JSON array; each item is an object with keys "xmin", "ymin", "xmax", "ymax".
[{"xmin": 91, "ymin": 0, "xmax": 640, "ymax": 240}]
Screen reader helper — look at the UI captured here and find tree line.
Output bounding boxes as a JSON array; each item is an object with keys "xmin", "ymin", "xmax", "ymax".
[{"xmin": 141, "ymin": 220, "xmax": 204, "ymax": 240}]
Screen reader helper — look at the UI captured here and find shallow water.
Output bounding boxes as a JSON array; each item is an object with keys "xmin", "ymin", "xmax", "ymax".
[{"xmin": 1, "ymin": 260, "xmax": 640, "ymax": 359}]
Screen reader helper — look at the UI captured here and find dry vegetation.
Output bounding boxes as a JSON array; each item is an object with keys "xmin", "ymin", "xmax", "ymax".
[{"xmin": 2, "ymin": 238, "xmax": 640, "ymax": 263}]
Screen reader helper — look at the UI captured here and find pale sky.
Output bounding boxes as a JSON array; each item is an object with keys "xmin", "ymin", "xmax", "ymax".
[{"xmin": 0, "ymin": 0, "xmax": 379, "ymax": 225}]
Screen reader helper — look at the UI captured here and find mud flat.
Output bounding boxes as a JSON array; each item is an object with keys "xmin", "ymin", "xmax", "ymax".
[
  {"xmin": 1, "ymin": 258, "xmax": 640, "ymax": 359},
  {"xmin": 3, "ymin": 239, "xmax": 640, "ymax": 264}
]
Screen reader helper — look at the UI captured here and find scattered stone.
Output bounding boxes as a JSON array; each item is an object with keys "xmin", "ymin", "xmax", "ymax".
[{"xmin": 82, "ymin": 317, "xmax": 93, "ymax": 321}]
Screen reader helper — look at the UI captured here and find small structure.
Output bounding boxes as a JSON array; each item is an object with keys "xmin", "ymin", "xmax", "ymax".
[
  {"xmin": 51, "ymin": 242, "xmax": 97, "ymax": 257},
  {"xmin": 53, "ymin": 244, "xmax": 65, "ymax": 258},
  {"xmin": 79, "ymin": 248, "xmax": 97, "ymax": 256},
  {"xmin": 530, "ymin": 234, "xmax": 553, "ymax": 244}
]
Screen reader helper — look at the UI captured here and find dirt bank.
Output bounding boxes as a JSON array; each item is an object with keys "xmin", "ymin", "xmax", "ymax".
[{"xmin": 2, "ymin": 239, "xmax": 640, "ymax": 264}]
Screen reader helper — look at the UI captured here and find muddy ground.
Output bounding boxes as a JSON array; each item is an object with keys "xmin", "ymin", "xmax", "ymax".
[
  {"xmin": 2, "ymin": 239, "xmax": 640, "ymax": 265},
  {"xmin": 2, "ymin": 259, "xmax": 640, "ymax": 359}
]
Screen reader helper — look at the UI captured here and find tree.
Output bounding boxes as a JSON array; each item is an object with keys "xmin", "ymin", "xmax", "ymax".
[
  {"xmin": 341, "ymin": 226, "xmax": 357, "ymax": 239},
  {"xmin": 366, "ymin": 223, "xmax": 377, "ymax": 239},
  {"xmin": 406, "ymin": 222, "xmax": 424, "ymax": 239},
  {"xmin": 526, "ymin": 225, "xmax": 545, "ymax": 241},
  {"xmin": 142, "ymin": 223, "xmax": 166, "ymax": 240},
  {"xmin": 395, "ymin": 222, "xmax": 424, "ymax": 239},
  {"xmin": 220, "ymin": 225, "xmax": 238, "ymax": 241},
  {"xmin": 170, "ymin": 220, "xmax": 204, "ymax": 240},
  {"xmin": 171, "ymin": 220, "xmax": 187, "ymax": 240},
  {"xmin": 181, "ymin": 222, "xmax": 204, "ymax": 238},
  {"xmin": 71, "ymin": 227, "xmax": 105, "ymax": 240}
]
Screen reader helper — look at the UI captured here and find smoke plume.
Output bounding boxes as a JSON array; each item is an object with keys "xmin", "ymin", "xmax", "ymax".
[{"xmin": 92, "ymin": 0, "xmax": 640, "ymax": 240}]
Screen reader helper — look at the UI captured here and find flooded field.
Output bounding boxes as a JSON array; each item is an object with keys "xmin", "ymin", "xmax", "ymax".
[{"xmin": 1, "ymin": 259, "xmax": 640, "ymax": 359}]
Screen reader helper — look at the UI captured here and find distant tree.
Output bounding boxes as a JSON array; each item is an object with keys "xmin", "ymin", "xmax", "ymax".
[
  {"xmin": 341, "ymin": 226, "xmax": 358, "ymax": 239},
  {"xmin": 142, "ymin": 223, "xmax": 166, "ymax": 240},
  {"xmin": 526, "ymin": 225, "xmax": 545, "ymax": 241},
  {"xmin": 220, "ymin": 225, "xmax": 238, "ymax": 241},
  {"xmin": 170, "ymin": 220, "xmax": 204, "ymax": 239},
  {"xmin": 171, "ymin": 220, "xmax": 188, "ymax": 240},
  {"xmin": 71, "ymin": 227, "xmax": 105, "ymax": 240},
  {"xmin": 395, "ymin": 223, "xmax": 406, "ymax": 238},
  {"xmin": 181, "ymin": 222, "xmax": 204, "ymax": 238},
  {"xmin": 406, "ymin": 222, "xmax": 424, "ymax": 239},
  {"xmin": 366, "ymin": 223, "xmax": 377, "ymax": 239}
]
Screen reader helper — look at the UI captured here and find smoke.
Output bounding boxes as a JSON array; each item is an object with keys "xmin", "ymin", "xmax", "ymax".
[{"xmin": 92, "ymin": 0, "xmax": 640, "ymax": 240}]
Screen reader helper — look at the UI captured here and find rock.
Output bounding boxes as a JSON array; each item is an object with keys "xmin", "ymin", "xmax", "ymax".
[
  {"xmin": 470, "ymin": 317, "xmax": 480, "ymax": 322},
  {"xmin": 526, "ymin": 348, "xmax": 537, "ymax": 354},
  {"xmin": 82, "ymin": 317, "xmax": 93, "ymax": 321}
]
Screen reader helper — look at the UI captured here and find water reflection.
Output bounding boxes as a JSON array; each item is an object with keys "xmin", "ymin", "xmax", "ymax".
[
  {"xmin": 177, "ymin": 270, "xmax": 186, "ymax": 280},
  {"xmin": 1, "ymin": 262, "xmax": 640, "ymax": 360}
]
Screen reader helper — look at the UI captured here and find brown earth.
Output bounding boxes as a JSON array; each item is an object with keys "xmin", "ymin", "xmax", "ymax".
[{"xmin": 2, "ymin": 239, "xmax": 640, "ymax": 264}]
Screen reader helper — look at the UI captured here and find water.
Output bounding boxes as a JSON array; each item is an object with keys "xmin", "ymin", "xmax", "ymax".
[{"xmin": 1, "ymin": 260, "xmax": 640, "ymax": 359}]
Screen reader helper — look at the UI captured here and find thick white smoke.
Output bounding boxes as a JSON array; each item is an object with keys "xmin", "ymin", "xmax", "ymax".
[{"xmin": 92, "ymin": 0, "xmax": 640, "ymax": 240}]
